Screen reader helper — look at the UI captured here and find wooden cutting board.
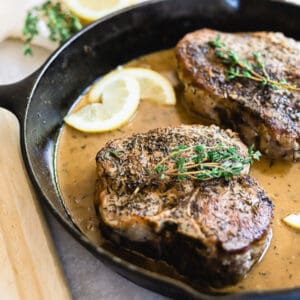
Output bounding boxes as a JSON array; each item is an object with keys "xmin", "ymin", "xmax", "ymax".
[{"xmin": 0, "ymin": 108, "xmax": 71, "ymax": 300}]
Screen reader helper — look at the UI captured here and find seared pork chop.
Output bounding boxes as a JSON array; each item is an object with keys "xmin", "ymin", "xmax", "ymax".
[
  {"xmin": 95, "ymin": 125, "xmax": 273, "ymax": 287},
  {"xmin": 176, "ymin": 29, "xmax": 300, "ymax": 161}
]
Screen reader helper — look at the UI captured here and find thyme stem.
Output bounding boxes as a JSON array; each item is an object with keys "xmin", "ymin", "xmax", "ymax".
[
  {"xmin": 154, "ymin": 144, "xmax": 261, "ymax": 181},
  {"xmin": 23, "ymin": 0, "xmax": 82, "ymax": 55},
  {"xmin": 209, "ymin": 34, "xmax": 300, "ymax": 91}
]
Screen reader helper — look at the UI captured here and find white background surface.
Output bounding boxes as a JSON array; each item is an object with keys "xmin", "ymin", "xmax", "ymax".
[{"xmin": 0, "ymin": 39, "xmax": 167, "ymax": 300}]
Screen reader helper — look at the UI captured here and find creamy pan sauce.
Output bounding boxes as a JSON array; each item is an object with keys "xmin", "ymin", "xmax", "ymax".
[{"xmin": 56, "ymin": 49, "xmax": 300, "ymax": 292}]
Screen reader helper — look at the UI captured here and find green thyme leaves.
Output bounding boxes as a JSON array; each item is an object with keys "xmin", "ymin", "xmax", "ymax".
[
  {"xmin": 154, "ymin": 143, "xmax": 261, "ymax": 181},
  {"xmin": 23, "ymin": 1, "xmax": 82, "ymax": 55},
  {"xmin": 208, "ymin": 34, "xmax": 225, "ymax": 48},
  {"xmin": 209, "ymin": 34, "xmax": 300, "ymax": 91},
  {"xmin": 104, "ymin": 150, "xmax": 120, "ymax": 159},
  {"xmin": 23, "ymin": 12, "xmax": 39, "ymax": 55}
]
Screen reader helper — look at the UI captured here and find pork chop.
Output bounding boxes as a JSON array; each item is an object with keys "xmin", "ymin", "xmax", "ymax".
[
  {"xmin": 95, "ymin": 125, "xmax": 273, "ymax": 287},
  {"xmin": 176, "ymin": 29, "xmax": 300, "ymax": 161}
]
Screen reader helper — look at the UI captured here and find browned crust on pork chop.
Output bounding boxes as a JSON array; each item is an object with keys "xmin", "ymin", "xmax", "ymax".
[
  {"xmin": 95, "ymin": 125, "xmax": 273, "ymax": 287},
  {"xmin": 176, "ymin": 29, "xmax": 300, "ymax": 161}
]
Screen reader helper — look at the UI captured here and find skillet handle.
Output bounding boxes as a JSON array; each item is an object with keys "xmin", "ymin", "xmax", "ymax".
[{"xmin": 0, "ymin": 70, "xmax": 40, "ymax": 121}]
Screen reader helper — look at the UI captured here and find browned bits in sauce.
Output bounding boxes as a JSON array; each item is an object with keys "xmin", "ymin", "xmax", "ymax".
[{"xmin": 55, "ymin": 49, "xmax": 300, "ymax": 293}]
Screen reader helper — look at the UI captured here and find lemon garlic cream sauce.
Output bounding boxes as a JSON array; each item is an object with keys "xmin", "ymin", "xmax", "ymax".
[{"xmin": 56, "ymin": 49, "xmax": 300, "ymax": 293}]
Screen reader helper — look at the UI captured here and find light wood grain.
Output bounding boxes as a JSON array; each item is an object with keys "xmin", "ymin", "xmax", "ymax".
[{"xmin": 0, "ymin": 108, "xmax": 71, "ymax": 300}]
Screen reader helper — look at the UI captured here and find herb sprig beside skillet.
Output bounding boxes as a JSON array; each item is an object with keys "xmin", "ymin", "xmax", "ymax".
[
  {"xmin": 154, "ymin": 144, "xmax": 261, "ymax": 181},
  {"xmin": 23, "ymin": 1, "xmax": 82, "ymax": 55},
  {"xmin": 209, "ymin": 34, "xmax": 300, "ymax": 91}
]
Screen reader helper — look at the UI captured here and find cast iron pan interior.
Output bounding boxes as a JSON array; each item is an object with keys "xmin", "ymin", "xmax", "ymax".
[{"xmin": 1, "ymin": 0, "xmax": 300, "ymax": 299}]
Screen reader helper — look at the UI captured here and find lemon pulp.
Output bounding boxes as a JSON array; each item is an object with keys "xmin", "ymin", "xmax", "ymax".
[
  {"xmin": 64, "ymin": 67, "xmax": 176, "ymax": 133},
  {"xmin": 64, "ymin": 74, "xmax": 140, "ymax": 132},
  {"xmin": 65, "ymin": 0, "xmax": 133, "ymax": 22},
  {"xmin": 90, "ymin": 67, "xmax": 176, "ymax": 105}
]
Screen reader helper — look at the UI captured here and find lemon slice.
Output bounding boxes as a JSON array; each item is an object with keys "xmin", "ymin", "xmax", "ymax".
[
  {"xmin": 64, "ymin": 0, "xmax": 134, "ymax": 22},
  {"xmin": 89, "ymin": 67, "xmax": 176, "ymax": 105},
  {"xmin": 64, "ymin": 74, "xmax": 140, "ymax": 132},
  {"xmin": 282, "ymin": 213, "xmax": 300, "ymax": 230}
]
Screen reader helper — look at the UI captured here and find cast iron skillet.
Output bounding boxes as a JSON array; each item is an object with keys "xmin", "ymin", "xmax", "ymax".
[{"xmin": 1, "ymin": 0, "xmax": 300, "ymax": 298}]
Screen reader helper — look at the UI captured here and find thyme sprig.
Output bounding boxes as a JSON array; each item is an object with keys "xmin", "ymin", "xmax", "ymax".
[
  {"xmin": 23, "ymin": 1, "xmax": 82, "ymax": 55},
  {"xmin": 154, "ymin": 144, "xmax": 260, "ymax": 181},
  {"xmin": 209, "ymin": 34, "xmax": 300, "ymax": 91}
]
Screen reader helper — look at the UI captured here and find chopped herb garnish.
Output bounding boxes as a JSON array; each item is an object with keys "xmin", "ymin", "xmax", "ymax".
[
  {"xmin": 155, "ymin": 164, "xmax": 166, "ymax": 174},
  {"xmin": 111, "ymin": 150, "xmax": 120, "ymax": 157},
  {"xmin": 209, "ymin": 35, "xmax": 300, "ymax": 91},
  {"xmin": 104, "ymin": 151, "xmax": 120, "ymax": 159},
  {"xmin": 23, "ymin": 0, "xmax": 82, "ymax": 55},
  {"xmin": 154, "ymin": 144, "xmax": 260, "ymax": 181}
]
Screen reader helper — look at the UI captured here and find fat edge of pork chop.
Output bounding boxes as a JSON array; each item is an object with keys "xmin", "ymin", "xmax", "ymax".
[
  {"xmin": 95, "ymin": 125, "xmax": 273, "ymax": 288},
  {"xmin": 176, "ymin": 29, "xmax": 300, "ymax": 161}
]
